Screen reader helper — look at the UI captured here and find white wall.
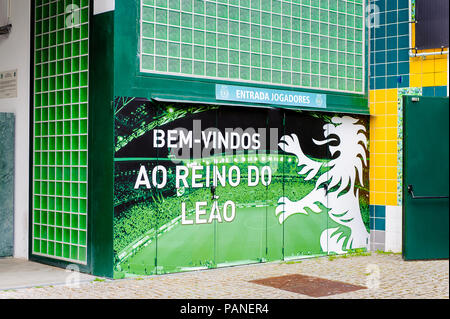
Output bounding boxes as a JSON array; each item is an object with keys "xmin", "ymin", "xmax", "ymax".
[
  {"xmin": 0, "ymin": 0, "xmax": 30, "ymax": 259},
  {"xmin": 385, "ymin": 206, "xmax": 402, "ymax": 253}
]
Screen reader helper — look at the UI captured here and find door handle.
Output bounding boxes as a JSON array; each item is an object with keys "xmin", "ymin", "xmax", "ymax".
[{"xmin": 407, "ymin": 185, "xmax": 449, "ymax": 200}]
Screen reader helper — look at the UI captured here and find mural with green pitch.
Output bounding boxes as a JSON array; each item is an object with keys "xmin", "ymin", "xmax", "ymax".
[{"xmin": 113, "ymin": 98, "xmax": 370, "ymax": 278}]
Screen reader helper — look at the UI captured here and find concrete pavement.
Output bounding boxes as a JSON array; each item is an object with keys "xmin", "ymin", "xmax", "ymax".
[{"xmin": 0, "ymin": 253, "xmax": 448, "ymax": 299}]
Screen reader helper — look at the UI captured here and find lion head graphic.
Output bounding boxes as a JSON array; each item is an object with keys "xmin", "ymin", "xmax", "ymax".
[{"xmin": 276, "ymin": 115, "xmax": 369, "ymax": 254}]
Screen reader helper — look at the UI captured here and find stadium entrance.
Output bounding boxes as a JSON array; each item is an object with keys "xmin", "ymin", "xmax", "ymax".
[{"xmin": 112, "ymin": 99, "xmax": 370, "ymax": 278}]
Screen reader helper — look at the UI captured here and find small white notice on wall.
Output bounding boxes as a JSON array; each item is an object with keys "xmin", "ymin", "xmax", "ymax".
[{"xmin": 0, "ymin": 69, "xmax": 18, "ymax": 99}]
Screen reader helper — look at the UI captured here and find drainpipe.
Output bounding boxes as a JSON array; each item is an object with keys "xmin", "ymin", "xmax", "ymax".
[{"xmin": 408, "ymin": 0, "xmax": 449, "ymax": 58}]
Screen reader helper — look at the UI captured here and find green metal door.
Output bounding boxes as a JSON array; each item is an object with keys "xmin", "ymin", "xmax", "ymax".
[{"xmin": 403, "ymin": 96, "xmax": 449, "ymax": 260}]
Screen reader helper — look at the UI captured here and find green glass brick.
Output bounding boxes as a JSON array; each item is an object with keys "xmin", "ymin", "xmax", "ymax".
[
  {"xmin": 79, "ymin": 214, "xmax": 87, "ymax": 230},
  {"xmin": 72, "ymin": 41, "xmax": 80, "ymax": 56},
  {"xmin": 180, "ymin": 13, "xmax": 192, "ymax": 29},
  {"xmin": 155, "ymin": 57, "xmax": 167, "ymax": 72},
  {"xmin": 142, "ymin": 6, "xmax": 155, "ymax": 21},
  {"xmin": 79, "ymin": 231, "xmax": 87, "ymax": 246},
  {"xmin": 79, "ymin": 247, "xmax": 86, "ymax": 262},
  {"xmin": 206, "ymin": 32, "xmax": 216, "ymax": 47},
  {"xmin": 80, "ymin": 88, "xmax": 88, "ymax": 102},
  {"xmin": 271, "ymin": 70, "xmax": 281, "ymax": 84},
  {"xmin": 205, "ymin": 62, "xmax": 216, "ymax": 77},
  {"xmin": 47, "ymin": 211, "xmax": 55, "ymax": 226},
  {"xmin": 282, "ymin": 29, "xmax": 291, "ymax": 43},
  {"xmin": 355, "ymin": 67, "xmax": 363, "ymax": 80},
  {"xmin": 239, "ymin": 66, "xmax": 249, "ymax": 80},
  {"xmin": 47, "ymin": 241, "xmax": 55, "ymax": 255},
  {"xmin": 183, "ymin": 58, "xmax": 195, "ymax": 72},
  {"xmin": 61, "ymin": 136, "xmax": 70, "ymax": 151},
  {"xmin": 78, "ymin": 183, "xmax": 87, "ymax": 200},
  {"xmin": 272, "ymin": 42, "xmax": 281, "ymax": 56},
  {"xmin": 271, "ymin": 56, "xmax": 281, "ymax": 70},
  {"xmin": 181, "ymin": 59, "xmax": 193, "ymax": 74},
  {"xmin": 193, "ymin": 14, "xmax": 205, "ymax": 29},
  {"xmin": 338, "ymin": 64, "xmax": 346, "ymax": 77},
  {"xmin": 49, "ymin": 32, "xmax": 56, "ymax": 47},
  {"xmin": 142, "ymin": 22, "xmax": 155, "ymax": 38},
  {"xmin": 81, "ymin": 24, "xmax": 89, "ymax": 39},
  {"xmin": 281, "ymin": 72, "xmax": 292, "ymax": 85},
  {"xmin": 251, "ymin": 67, "xmax": 260, "ymax": 81},
  {"xmin": 40, "ymin": 240, "xmax": 48, "ymax": 254},
  {"xmin": 206, "ymin": 47, "xmax": 216, "ymax": 62},
  {"xmin": 57, "ymin": 15, "xmax": 65, "ymax": 30},
  {"xmin": 346, "ymin": 79, "xmax": 355, "ymax": 91},
  {"xmin": 282, "ymin": 58, "xmax": 292, "ymax": 71},
  {"xmin": 55, "ymin": 242, "xmax": 62, "ymax": 257}
]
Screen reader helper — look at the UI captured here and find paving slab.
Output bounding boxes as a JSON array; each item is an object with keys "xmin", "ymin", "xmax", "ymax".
[
  {"xmin": 0, "ymin": 258, "xmax": 97, "ymax": 290},
  {"xmin": 0, "ymin": 254, "xmax": 448, "ymax": 299}
]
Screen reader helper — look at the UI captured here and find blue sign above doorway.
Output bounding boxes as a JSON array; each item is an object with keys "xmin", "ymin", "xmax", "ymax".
[{"xmin": 216, "ymin": 84, "xmax": 327, "ymax": 108}]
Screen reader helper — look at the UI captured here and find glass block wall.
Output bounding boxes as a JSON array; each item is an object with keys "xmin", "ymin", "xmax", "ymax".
[
  {"xmin": 32, "ymin": 0, "xmax": 89, "ymax": 264},
  {"xmin": 140, "ymin": 0, "xmax": 365, "ymax": 94}
]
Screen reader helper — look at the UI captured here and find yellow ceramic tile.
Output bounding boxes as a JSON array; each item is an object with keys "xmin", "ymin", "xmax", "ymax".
[
  {"xmin": 373, "ymin": 153, "xmax": 387, "ymax": 167},
  {"xmin": 410, "ymin": 59, "xmax": 422, "ymax": 74},
  {"xmin": 369, "ymin": 90, "xmax": 375, "ymax": 101},
  {"xmin": 374, "ymin": 166, "xmax": 386, "ymax": 179},
  {"xmin": 422, "ymin": 58, "xmax": 435, "ymax": 74},
  {"xmin": 375, "ymin": 102, "xmax": 388, "ymax": 115},
  {"xmin": 386, "ymin": 193, "xmax": 397, "ymax": 206},
  {"xmin": 371, "ymin": 115, "xmax": 387, "ymax": 128},
  {"xmin": 374, "ymin": 180, "xmax": 386, "ymax": 193},
  {"xmin": 369, "ymin": 117, "xmax": 376, "ymax": 129},
  {"xmin": 386, "ymin": 115, "xmax": 397, "ymax": 128},
  {"xmin": 435, "ymin": 71, "xmax": 448, "ymax": 86},
  {"xmin": 435, "ymin": 56, "xmax": 448, "ymax": 72},
  {"xmin": 376, "ymin": 192, "xmax": 386, "ymax": 205},
  {"xmin": 422, "ymin": 72, "xmax": 435, "ymax": 87},
  {"xmin": 386, "ymin": 180, "xmax": 397, "ymax": 193},
  {"xmin": 369, "ymin": 178, "xmax": 375, "ymax": 189},
  {"xmin": 374, "ymin": 128, "xmax": 387, "ymax": 141},
  {"xmin": 386, "ymin": 127, "xmax": 398, "ymax": 140},
  {"xmin": 386, "ymin": 88, "xmax": 398, "ymax": 102},
  {"xmin": 386, "ymin": 140, "xmax": 398, "ymax": 153},
  {"xmin": 374, "ymin": 141, "xmax": 386, "ymax": 153},
  {"xmin": 410, "ymin": 73, "xmax": 422, "ymax": 87},
  {"xmin": 386, "ymin": 102, "xmax": 397, "ymax": 115},
  {"xmin": 386, "ymin": 167, "xmax": 397, "ymax": 180},
  {"xmin": 369, "ymin": 171, "xmax": 375, "ymax": 182},
  {"xmin": 386, "ymin": 153, "xmax": 398, "ymax": 166},
  {"xmin": 374, "ymin": 89, "xmax": 386, "ymax": 102},
  {"xmin": 369, "ymin": 140, "xmax": 375, "ymax": 154},
  {"xmin": 369, "ymin": 193, "xmax": 376, "ymax": 205},
  {"xmin": 369, "ymin": 102, "xmax": 375, "ymax": 115}
]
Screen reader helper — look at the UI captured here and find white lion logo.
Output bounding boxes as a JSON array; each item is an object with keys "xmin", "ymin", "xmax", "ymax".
[{"xmin": 276, "ymin": 116, "xmax": 369, "ymax": 254}]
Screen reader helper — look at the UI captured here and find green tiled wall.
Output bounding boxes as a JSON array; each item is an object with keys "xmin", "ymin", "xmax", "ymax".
[
  {"xmin": 140, "ymin": 0, "xmax": 365, "ymax": 93},
  {"xmin": 33, "ymin": 0, "xmax": 89, "ymax": 264}
]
